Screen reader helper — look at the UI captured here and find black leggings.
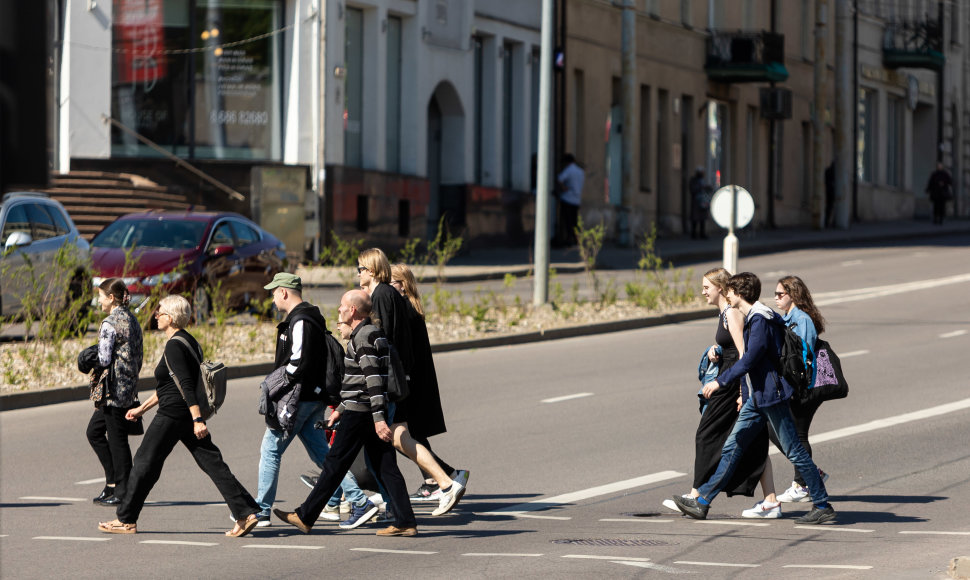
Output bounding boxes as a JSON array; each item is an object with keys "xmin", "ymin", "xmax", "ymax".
[
  {"xmin": 768, "ymin": 398, "xmax": 823, "ymax": 487},
  {"xmin": 86, "ymin": 406, "xmax": 133, "ymax": 498}
]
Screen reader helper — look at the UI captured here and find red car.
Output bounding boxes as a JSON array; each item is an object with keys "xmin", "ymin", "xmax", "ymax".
[{"xmin": 90, "ymin": 211, "xmax": 287, "ymax": 321}]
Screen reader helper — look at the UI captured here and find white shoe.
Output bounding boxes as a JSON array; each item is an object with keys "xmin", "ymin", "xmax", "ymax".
[
  {"xmin": 318, "ymin": 504, "xmax": 341, "ymax": 522},
  {"xmin": 777, "ymin": 482, "xmax": 811, "ymax": 503},
  {"xmin": 662, "ymin": 494, "xmax": 692, "ymax": 513},
  {"xmin": 431, "ymin": 480, "xmax": 464, "ymax": 516},
  {"xmin": 340, "ymin": 500, "xmax": 351, "ymax": 514},
  {"xmin": 741, "ymin": 500, "xmax": 781, "ymax": 519}
]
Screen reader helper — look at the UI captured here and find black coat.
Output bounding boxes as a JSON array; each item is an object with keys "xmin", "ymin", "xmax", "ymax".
[
  {"xmin": 370, "ymin": 283, "xmax": 414, "ymax": 372},
  {"xmin": 399, "ymin": 301, "xmax": 447, "ymax": 439}
]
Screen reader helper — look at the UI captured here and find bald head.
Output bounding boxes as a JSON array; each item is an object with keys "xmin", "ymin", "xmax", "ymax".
[{"xmin": 337, "ymin": 289, "xmax": 372, "ymax": 338}]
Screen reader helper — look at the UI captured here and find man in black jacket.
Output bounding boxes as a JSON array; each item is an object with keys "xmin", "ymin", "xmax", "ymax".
[{"xmin": 254, "ymin": 273, "xmax": 374, "ymax": 529}]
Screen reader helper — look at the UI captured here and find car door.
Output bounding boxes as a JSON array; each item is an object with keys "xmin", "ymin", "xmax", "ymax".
[
  {"xmin": 228, "ymin": 219, "xmax": 266, "ymax": 304},
  {"xmin": 22, "ymin": 202, "xmax": 65, "ymax": 312},
  {"xmin": 203, "ymin": 220, "xmax": 244, "ymax": 308},
  {"xmin": 0, "ymin": 203, "xmax": 31, "ymax": 316}
]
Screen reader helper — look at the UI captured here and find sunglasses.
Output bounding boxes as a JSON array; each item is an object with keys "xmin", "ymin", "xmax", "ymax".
[
  {"xmin": 357, "ymin": 266, "xmax": 368, "ymax": 273},
  {"xmin": 154, "ymin": 311, "xmax": 171, "ymax": 319},
  {"xmin": 774, "ymin": 291, "xmax": 787, "ymax": 298}
]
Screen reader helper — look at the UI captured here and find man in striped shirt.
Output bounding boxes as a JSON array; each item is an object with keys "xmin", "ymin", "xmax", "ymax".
[{"xmin": 274, "ymin": 289, "xmax": 418, "ymax": 537}]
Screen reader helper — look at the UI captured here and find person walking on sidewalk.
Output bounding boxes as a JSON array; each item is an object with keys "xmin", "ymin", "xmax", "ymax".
[
  {"xmin": 925, "ymin": 162, "xmax": 953, "ymax": 225},
  {"xmin": 689, "ymin": 167, "xmax": 713, "ymax": 240},
  {"xmin": 255, "ymin": 273, "xmax": 374, "ymax": 529},
  {"xmin": 672, "ymin": 273, "xmax": 836, "ymax": 525},
  {"xmin": 390, "ymin": 263, "xmax": 470, "ymax": 503},
  {"xmin": 772, "ymin": 275, "xmax": 830, "ymax": 504},
  {"xmin": 555, "ymin": 153, "xmax": 584, "ymax": 247},
  {"xmin": 357, "ymin": 249, "xmax": 464, "ymax": 516},
  {"xmin": 98, "ymin": 295, "xmax": 261, "ymax": 537},
  {"xmin": 86, "ymin": 278, "xmax": 143, "ymax": 506},
  {"xmin": 274, "ymin": 290, "xmax": 418, "ymax": 537}
]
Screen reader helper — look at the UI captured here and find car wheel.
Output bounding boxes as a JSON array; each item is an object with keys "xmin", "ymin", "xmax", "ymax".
[{"xmin": 194, "ymin": 284, "xmax": 212, "ymax": 323}]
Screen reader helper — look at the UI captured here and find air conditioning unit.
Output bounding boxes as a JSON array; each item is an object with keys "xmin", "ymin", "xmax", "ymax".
[{"xmin": 759, "ymin": 87, "xmax": 792, "ymax": 120}]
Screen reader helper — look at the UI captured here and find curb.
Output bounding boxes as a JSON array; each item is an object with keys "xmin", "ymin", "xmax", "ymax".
[{"xmin": 0, "ymin": 308, "xmax": 710, "ymax": 412}]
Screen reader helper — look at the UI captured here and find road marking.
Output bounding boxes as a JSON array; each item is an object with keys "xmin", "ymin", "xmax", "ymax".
[
  {"xmin": 841, "ymin": 260, "xmax": 863, "ymax": 267},
  {"xmin": 675, "ymin": 560, "xmax": 759, "ymax": 568},
  {"xmin": 242, "ymin": 545, "xmax": 324, "ymax": 550},
  {"xmin": 940, "ymin": 330, "xmax": 967, "ymax": 339},
  {"xmin": 783, "ymin": 564, "xmax": 873, "ymax": 570},
  {"xmin": 563, "ymin": 554, "xmax": 652, "ymax": 562},
  {"xmin": 352, "ymin": 548, "xmax": 438, "ymax": 555},
  {"xmin": 695, "ymin": 520, "xmax": 770, "ymax": 527},
  {"xmin": 462, "ymin": 553, "xmax": 543, "ymax": 557},
  {"xmin": 899, "ymin": 530, "xmax": 970, "ymax": 536},
  {"xmin": 481, "ymin": 471, "xmax": 684, "ymax": 515},
  {"xmin": 139, "ymin": 540, "xmax": 219, "ymax": 546},
  {"xmin": 840, "ymin": 349, "xmax": 870, "ymax": 358},
  {"xmin": 768, "ymin": 397, "xmax": 970, "ymax": 456},
  {"xmin": 814, "ymin": 272, "xmax": 970, "ymax": 306},
  {"xmin": 599, "ymin": 518, "xmax": 675, "ymax": 523},
  {"xmin": 75, "ymin": 477, "xmax": 106, "ymax": 485},
  {"xmin": 33, "ymin": 536, "xmax": 110, "ymax": 542},
  {"xmin": 542, "ymin": 392, "xmax": 593, "ymax": 403},
  {"xmin": 19, "ymin": 496, "xmax": 84, "ymax": 502},
  {"xmin": 614, "ymin": 561, "xmax": 691, "ymax": 573},
  {"xmin": 794, "ymin": 526, "xmax": 874, "ymax": 533}
]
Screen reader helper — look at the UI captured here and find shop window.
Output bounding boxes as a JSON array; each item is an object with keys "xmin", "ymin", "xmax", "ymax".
[{"xmin": 857, "ymin": 89, "xmax": 876, "ymax": 183}]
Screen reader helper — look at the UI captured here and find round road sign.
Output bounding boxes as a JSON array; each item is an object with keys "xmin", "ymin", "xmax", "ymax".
[{"xmin": 710, "ymin": 185, "xmax": 755, "ymax": 230}]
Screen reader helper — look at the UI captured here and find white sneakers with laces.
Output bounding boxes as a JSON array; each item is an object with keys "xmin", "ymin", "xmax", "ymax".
[
  {"xmin": 741, "ymin": 500, "xmax": 782, "ymax": 519},
  {"xmin": 777, "ymin": 482, "xmax": 811, "ymax": 503}
]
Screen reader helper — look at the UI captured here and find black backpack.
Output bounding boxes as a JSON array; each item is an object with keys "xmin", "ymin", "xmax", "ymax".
[
  {"xmin": 774, "ymin": 321, "xmax": 813, "ymax": 395},
  {"xmin": 290, "ymin": 315, "xmax": 345, "ymax": 404}
]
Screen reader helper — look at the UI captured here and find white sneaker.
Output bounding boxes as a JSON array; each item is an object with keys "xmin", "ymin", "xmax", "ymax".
[
  {"xmin": 318, "ymin": 504, "xmax": 341, "ymax": 521},
  {"xmin": 741, "ymin": 500, "xmax": 781, "ymax": 519},
  {"xmin": 431, "ymin": 480, "xmax": 464, "ymax": 516},
  {"xmin": 662, "ymin": 494, "xmax": 692, "ymax": 513},
  {"xmin": 777, "ymin": 482, "xmax": 811, "ymax": 503},
  {"xmin": 340, "ymin": 500, "xmax": 351, "ymax": 514}
]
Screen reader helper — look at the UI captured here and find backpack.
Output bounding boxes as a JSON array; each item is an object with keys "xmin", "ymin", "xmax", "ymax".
[
  {"xmin": 384, "ymin": 342, "xmax": 410, "ymax": 403},
  {"xmin": 290, "ymin": 315, "xmax": 345, "ymax": 404},
  {"xmin": 166, "ymin": 336, "xmax": 227, "ymax": 420},
  {"xmin": 774, "ymin": 322, "xmax": 813, "ymax": 396}
]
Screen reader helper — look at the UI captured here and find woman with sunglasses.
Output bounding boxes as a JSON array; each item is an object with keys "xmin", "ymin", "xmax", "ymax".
[
  {"xmin": 98, "ymin": 294, "xmax": 261, "ymax": 536},
  {"xmin": 772, "ymin": 276, "xmax": 829, "ymax": 504}
]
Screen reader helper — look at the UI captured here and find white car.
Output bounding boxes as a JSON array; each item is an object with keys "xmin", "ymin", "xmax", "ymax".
[{"xmin": 0, "ymin": 192, "xmax": 91, "ymax": 320}]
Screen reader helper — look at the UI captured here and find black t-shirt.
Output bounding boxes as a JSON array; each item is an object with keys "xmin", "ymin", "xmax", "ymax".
[{"xmin": 153, "ymin": 330, "xmax": 202, "ymax": 420}]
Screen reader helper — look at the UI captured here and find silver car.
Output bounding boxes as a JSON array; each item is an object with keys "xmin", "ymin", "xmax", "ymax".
[{"xmin": 0, "ymin": 192, "xmax": 91, "ymax": 319}]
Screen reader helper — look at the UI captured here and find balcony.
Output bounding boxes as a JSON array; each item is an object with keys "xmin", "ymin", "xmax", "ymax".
[
  {"xmin": 883, "ymin": 19, "xmax": 944, "ymax": 71},
  {"xmin": 705, "ymin": 31, "xmax": 788, "ymax": 84}
]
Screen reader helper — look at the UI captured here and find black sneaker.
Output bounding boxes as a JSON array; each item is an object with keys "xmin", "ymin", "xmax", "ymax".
[
  {"xmin": 794, "ymin": 505, "xmax": 836, "ymax": 525},
  {"xmin": 409, "ymin": 482, "xmax": 439, "ymax": 502},
  {"xmin": 671, "ymin": 495, "xmax": 710, "ymax": 520},
  {"xmin": 300, "ymin": 474, "xmax": 319, "ymax": 489}
]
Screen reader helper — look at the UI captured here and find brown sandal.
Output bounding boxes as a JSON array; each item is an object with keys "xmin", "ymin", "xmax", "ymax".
[
  {"xmin": 226, "ymin": 514, "xmax": 259, "ymax": 538},
  {"xmin": 98, "ymin": 519, "xmax": 136, "ymax": 534}
]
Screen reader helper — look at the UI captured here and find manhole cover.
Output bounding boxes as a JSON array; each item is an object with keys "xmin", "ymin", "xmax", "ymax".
[{"xmin": 552, "ymin": 538, "xmax": 673, "ymax": 547}]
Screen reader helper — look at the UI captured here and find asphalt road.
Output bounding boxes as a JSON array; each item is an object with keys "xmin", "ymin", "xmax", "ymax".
[{"xmin": 2, "ymin": 234, "xmax": 969, "ymax": 579}]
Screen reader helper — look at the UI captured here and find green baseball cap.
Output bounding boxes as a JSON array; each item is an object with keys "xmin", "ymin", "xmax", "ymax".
[{"xmin": 264, "ymin": 272, "xmax": 302, "ymax": 291}]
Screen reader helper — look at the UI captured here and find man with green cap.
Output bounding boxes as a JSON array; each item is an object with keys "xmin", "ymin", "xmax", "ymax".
[{"xmin": 253, "ymin": 273, "xmax": 374, "ymax": 528}]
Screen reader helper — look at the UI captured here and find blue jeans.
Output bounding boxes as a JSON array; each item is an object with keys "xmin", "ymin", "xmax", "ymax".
[
  {"xmin": 698, "ymin": 397, "xmax": 829, "ymax": 507},
  {"xmin": 256, "ymin": 401, "xmax": 367, "ymax": 517}
]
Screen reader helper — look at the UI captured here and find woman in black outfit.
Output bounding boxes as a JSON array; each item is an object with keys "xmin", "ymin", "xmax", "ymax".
[{"xmin": 98, "ymin": 295, "xmax": 260, "ymax": 536}]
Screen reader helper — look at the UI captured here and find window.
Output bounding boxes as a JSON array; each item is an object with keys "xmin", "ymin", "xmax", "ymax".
[
  {"xmin": 345, "ymin": 7, "xmax": 364, "ymax": 167},
  {"xmin": 210, "ymin": 222, "xmax": 235, "ymax": 247},
  {"xmin": 681, "ymin": 0, "xmax": 691, "ymax": 27},
  {"xmin": 887, "ymin": 96, "xmax": 903, "ymax": 187},
  {"xmin": 801, "ymin": 0, "xmax": 811, "ymax": 59},
  {"xmin": 231, "ymin": 221, "xmax": 259, "ymax": 245},
  {"xmin": 647, "ymin": 0, "xmax": 659, "ymax": 18},
  {"xmin": 110, "ymin": 0, "xmax": 282, "ymax": 160},
  {"xmin": 47, "ymin": 204, "xmax": 72, "ymax": 236},
  {"xmin": 742, "ymin": 0, "xmax": 756, "ymax": 29},
  {"xmin": 2, "ymin": 205, "xmax": 30, "ymax": 244},
  {"xmin": 473, "ymin": 36, "xmax": 484, "ymax": 184},
  {"xmin": 858, "ymin": 88, "xmax": 876, "ymax": 182},
  {"xmin": 801, "ymin": 121, "xmax": 812, "ymax": 206},
  {"xmin": 385, "ymin": 15, "xmax": 402, "ymax": 172},
  {"xmin": 502, "ymin": 41, "xmax": 514, "ymax": 189},
  {"xmin": 24, "ymin": 203, "xmax": 57, "ymax": 240},
  {"xmin": 639, "ymin": 85, "xmax": 651, "ymax": 189},
  {"xmin": 572, "ymin": 69, "xmax": 585, "ymax": 163}
]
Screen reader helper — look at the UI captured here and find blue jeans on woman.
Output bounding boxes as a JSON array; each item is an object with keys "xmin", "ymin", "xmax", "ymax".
[
  {"xmin": 698, "ymin": 397, "xmax": 829, "ymax": 506},
  {"xmin": 256, "ymin": 401, "xmax": 367, "ymax": 518}
]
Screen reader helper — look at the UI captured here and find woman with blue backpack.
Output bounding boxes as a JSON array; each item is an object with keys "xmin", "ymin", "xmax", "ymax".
[{"xmin": 772, "ymin": 276, "xmax": 830, "ymax": 503}]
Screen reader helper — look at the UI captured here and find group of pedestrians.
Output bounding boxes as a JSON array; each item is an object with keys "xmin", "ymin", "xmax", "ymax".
[
  {"xmin": 666, "ymin": 269, "xmax": 837, "ymax": 525},
  {"xmin": 87, "ymin": 247, "xmax": 468, "ymax": 538}
]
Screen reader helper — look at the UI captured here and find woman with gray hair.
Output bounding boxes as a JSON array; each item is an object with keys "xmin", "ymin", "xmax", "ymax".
[{"xmin": 98, "ymin": 295, "xmax": 261, "ymax": 537}]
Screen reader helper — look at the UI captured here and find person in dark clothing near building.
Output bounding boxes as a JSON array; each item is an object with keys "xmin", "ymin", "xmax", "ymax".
[
  {"xmin": 672, "ymin": 273, "xmax": 836, "ymax": 525},
  {"xmin": 925, "ymin": 162, "xmax": 953, "ymax": 225},
  {"xmin": 274, "ymin": 290, "xmax": 419, "ymax": 537},
  {"xmin": 689, "ymin": 167, "xmax": 713, "ymax": 239},
  {"xmin": 86, "ymin": 278, "xmax": 143, "ymax": 506},
  {"xmin": 97, "ymin": 295, "xmax": 261, "ymax": 537},
  {"xmin": 555, "ymin": 153, "xmax": 584, "ymax": 247},
  {"xmin": 255, "ymin": 273, "xmax": 371, "ymax": 529}
]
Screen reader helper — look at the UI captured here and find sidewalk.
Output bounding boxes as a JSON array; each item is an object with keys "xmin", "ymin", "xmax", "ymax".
[{"xmin": 296, "ymin": 218, "xmax": 970, "ymax": 286}]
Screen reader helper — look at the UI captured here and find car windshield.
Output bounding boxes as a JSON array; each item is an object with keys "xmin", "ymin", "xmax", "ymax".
[{"xmin": 92, "ymin": 219, "xmax": 208, "ymax": 250}]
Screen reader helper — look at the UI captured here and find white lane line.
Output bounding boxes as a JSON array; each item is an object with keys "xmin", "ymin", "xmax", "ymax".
[
  {"xmin": 475, "ymin": 512, "xmax": 572, "ymax": 520},
  {"xmin": 542, "ymin": 392, "xmax": 593, "ymax": 404},
  {"xmin": 899, "ymin": 530, "xmax": 970, "ymax": 536},
  {"xmin": 600, "ymin": 518, "xmax": 675, "ymax": 523},
  {"xmin": 33, "ymin": 536, "xmax": 110, "ymax": 542},
  {"xmin": 675, "ymin": 560, "xmax": 759, "ymax": 568},
  {"xmin": 463, "ymin": 553, "xmax": 543, "ymax": 557},
  {"xmin": 139, "ymin": 540, "xmax": 219, "ymax": 546},
  {"xmin": 352, "ymin": 548, "xmax": 438, "ymax": 555},
  {"xmin": 940, "ymin": 330, "xmax": 967, "ymax": 339},
  {"xmin": 794, "ymin": 526, "xmax": 874, "ymax": 533},
  {"xmin": 695, "ymin": 520, "xmax": 770, "ymax": 527},
  {"xmin": 75, "ymin": 477, "xmax": 106, "ymax": 485},
  {"xmin": 242, "ymin": 545, "xmax": 324, "ymax": 550},
  {"xmin": 769, "ymin": 397, "xmax": 970, "ymax": 456},
  {"xmin": 840, "ymin": 349, "xmax": 870, "ymax": 358},
  {"xmin": 615, "ymin": 561, "xmax": 691, "ymax": 573},
  {"xmin": 482, "ymin": 471, "xmax": 685, "ymax": 515},
  {"xmin": 19, "ymin": 496, "xmax": 84, "ymax": 502},
  {"xmin": 841, "ymin": 260, "xmax": 863, "ymax": 267},
  {"xmin": 814, "ymin": 272, "xmax": 970, "ymax": 306},
  {"xmin": 783, "ymin": 564, "xmax": 873, "ymax": 570},
  {"xmin": 563, "ymin": 554, "xmax": 652, "ymax": 562}
]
